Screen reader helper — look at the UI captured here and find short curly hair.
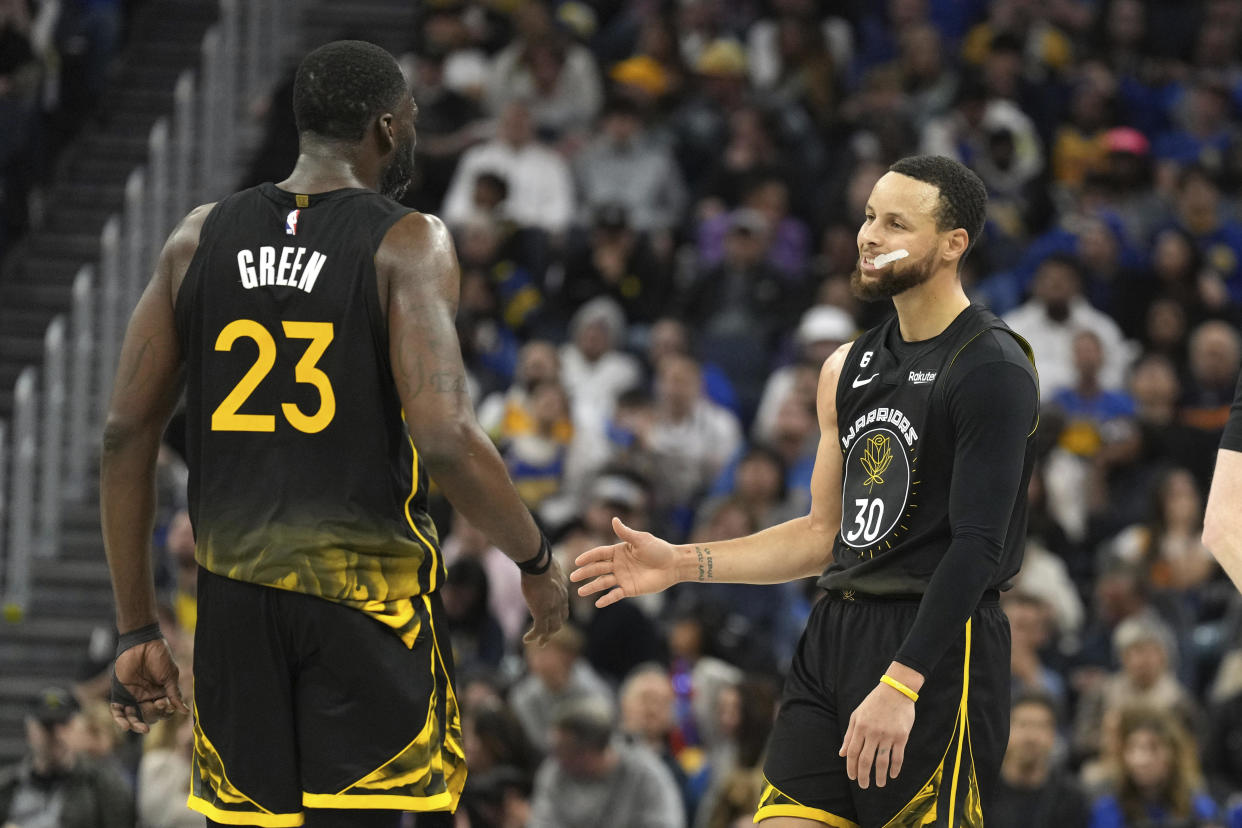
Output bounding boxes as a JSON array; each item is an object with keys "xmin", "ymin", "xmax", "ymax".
[
  {"xmin": 888, "ymin": 155, "xmax": 987, "ymax": 266},
  {"xmin": 293, "ymin": 40, "xmax": 408, "ymax": 141}
]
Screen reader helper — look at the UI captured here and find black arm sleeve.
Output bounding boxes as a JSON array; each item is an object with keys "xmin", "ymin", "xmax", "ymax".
[
  {"xmin": 1219, "ymin": 370, "xmax": 1242, "ymax": 451},
  {"xmin": 893, "ymin": 358, "xmax": 1038, "ymax": 675}
]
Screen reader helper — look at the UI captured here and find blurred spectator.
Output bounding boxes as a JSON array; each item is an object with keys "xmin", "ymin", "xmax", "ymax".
[
  {"xmin": 1117, "ymin": 227, "xmax": 1218, "ymax": 342},
  {"xmin": 574, "ymin": 96, "xmax": 687, "ymax": 235},
  {"xmin": 1104, "ymin": 468, "xmax": 1218, "ymax": 596},
  {"xmin": 53, "ymin": 0, "xmax": 121, "ymax": 122},
  {"xmin": 441, "ymin": 511, "xmax": 527, "ymax": 646},
  {"xmin": 442, "ymin": 99, "xmax": 576, "ymax": 233},
  {"xmin": 681, "ymin": 209, "xmax": 797, "ymax": 416},
  {"xmin": 501, "ymin": 378, "xmax": 573, "ymax": 512},
  {"xmin": 485, "ymin": 1, "xmax": 602, "ymax": 137},
  {"xmin": 559, "ymin": 297, "xmax": 643, "ymax": 434},
  {"xmin": 0, "ymin": 0, "xmax": 41, "ymax": 251},
  {"xmin": 1073, "ymin": 614, "xmax": 1200, "ymax": 764},
  {"xmin": 442, "ymin": 558, "xmax": 507, "ymax": 672},
  {"xmin": 0, "ymin": 687, "xmax": 135, "ymax": 828},
  {"xmin": 459, "ymin": 765, "xmax": 533, "ymax": 828},
  {"xmin": 557, "ymin": 203, "xmax": 673, "ymax": 324},
  {"xmin": 693, "ymin": 676, "xmax": 779, "ymax": 828},
  {"xmin": 509, "ymin": 624, "xmax": 613, "ymax": 752},
  {"xmin": 478, "ymin": 340, "xmax": 567, "ymax": 442},
  {"xmin": 1052, "ymin": 329, "xmax": 1138, "ymax": 459},
  {"xmin": 1088, "ymin": 705, "xmax": 1220, "ymax": 827},
  {"xmin": 68, "ymin": 700, "xmax": 130, "ymax": 792},
  {"xmin": 671, "ymin": 38, "xmax": 750, "ymax": 186},
  {"xmin": 665, "ymin": 611, "xmax": 742, "ymax": 752},
  {"xmin": 406, "ymin": 45, "xmax": 487, "ymax": 213},
  {"xmin": 1094, "ymin": 127, "xmax": 1170, "ymax": 250},
  {"xmin": 697, "ymin": 174, "xmax": 812, "ymax": 281},
  {"xmin": 648, "ymin": 353, "xmax": 743, "ymax": 518},
  {"xmin": 618, "ymin": 664, "xmax": 695, "ymax": 824},
  {"xmin": 1006, "ymin": 591, "xmax": 1069, "ymax": 706},
  {"xmin": 1168, "ymin": 166, "xmax": 1242, "ymax": 303},
  {"xmin": 1180, "ymin": 320, "xmax": 1242, "ymax": 436},
  {"xmin": 920, "ymin": 75, "xmax": 1045, "ymax": 203},
  {"xmin": 1003, "ymin": 254, "xmax": 1136, "ymax": 394},
  {"xmin": 1204, "ymin": 646, "xmax": 1242, "ymax": 802},
  {"xmin": 530, "ymin": 696, "xmax": 685, "ymax": 828},
  {"xmin": 992, "ymin": 691, "xmax": 1091, "ymax": 828},
  {"xmin": 462, "ymin": 700, "xmax": 541, "ymax": 778},
  {"xmin": 137, "ymin": 712, "xmax": 197, "ymax": 828},
  {"xmin": 701, "ymin": 444, "xmax": 802, "ymax": 531},
  {"xmin": 1153, "ymin": 74, "xmax": 1239, "ymax": 174}
]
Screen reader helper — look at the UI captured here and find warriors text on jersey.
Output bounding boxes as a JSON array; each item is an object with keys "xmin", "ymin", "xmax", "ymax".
[
  {"xmin": 820, "ymin": 304, "xmax": 1039, "ymax": 596},
  {"xmin": 174, "ymin": 184, "xmax": 441, "ymax": 647}
]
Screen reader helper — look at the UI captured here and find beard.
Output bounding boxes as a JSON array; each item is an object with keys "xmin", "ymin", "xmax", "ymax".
[
  {"xmin": 379, "ymin": 136, "xmax": 416, "ymax": 201},
  {"xmin": 850, "ymin": 248, "xmax": 937, "ymax": 301}
]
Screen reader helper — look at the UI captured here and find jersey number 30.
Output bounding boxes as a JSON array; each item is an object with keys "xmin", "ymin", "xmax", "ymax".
[
  {"xmin": 844, "ymin": 497, "xmax": 885, "ymax": 545},
  {"xmin": 211, "ymin": 319, "xmax": 335, "ymax": 433}
]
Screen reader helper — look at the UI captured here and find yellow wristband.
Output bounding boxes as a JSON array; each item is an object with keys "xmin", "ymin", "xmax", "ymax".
[{"xmin": 880, "ymin": 674, "xmax": 919, "ymax": 703}]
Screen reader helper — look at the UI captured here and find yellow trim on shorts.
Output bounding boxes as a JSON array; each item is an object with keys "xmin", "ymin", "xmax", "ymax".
[
  {"xmin": 187, "ymin": 794, "xmax": 304, "ymax": 826},
  {"xmin": 302, "ymin": 791, "xmax": 453, "ymax": 811},
  {"xmin": 754, "ymin": 804, "xmax": 860, "ymax": 827}
]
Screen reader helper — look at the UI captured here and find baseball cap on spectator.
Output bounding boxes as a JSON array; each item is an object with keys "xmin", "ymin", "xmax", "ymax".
[
  {"xmin": 1102, "ymin": 127, "xmax": 1150, "ymax": 157},
  {"xmin": 590, "ymin": 473, "xmax": 647, "ymax": 511},
  {"xmin": 695, "ymin": 39, "xmax": 747, "ymax": 77},
  {"xmin": 30, "ymin": 686, "xmax": 80, "ymax": 726},
  {"xmin": 610, "ymin": 55, "xmax": 670, "ymax": 97},
  {"xmin": 795, "ymin": 306, "xmax": 856, "ymax": 346}
]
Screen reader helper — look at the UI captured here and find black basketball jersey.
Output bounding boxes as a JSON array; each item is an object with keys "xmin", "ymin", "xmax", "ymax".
[
  {"xmin": 174, "ymin": 184, "xmax": 440, "ymax": 646},
  {"xmin": 819, "ymin": 304, "xmax": 1037, "ymax": 596}
]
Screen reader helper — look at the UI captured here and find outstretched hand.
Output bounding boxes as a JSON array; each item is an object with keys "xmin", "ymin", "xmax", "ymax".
[
  {"xmin": 571, "ymin": 517, "xmax": 678, "ymax": 607},
  {"xmin": 110, "ymin": 639, "xmax": 190, "ymax": 733}
]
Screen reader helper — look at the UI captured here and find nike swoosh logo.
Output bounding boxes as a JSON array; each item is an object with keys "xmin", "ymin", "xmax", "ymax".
[{"xmin": 852, "ymin": 373, "xmax": 879, "ymax": 388}]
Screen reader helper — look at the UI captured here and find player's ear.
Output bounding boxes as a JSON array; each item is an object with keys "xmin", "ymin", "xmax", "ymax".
[
  {"xmin": 942, "ymin": 228, "xmax": 969, "ymax": 265},
  {"xmin": 375, "ymin": 112, "xmax": 396, "ymax": 154}
]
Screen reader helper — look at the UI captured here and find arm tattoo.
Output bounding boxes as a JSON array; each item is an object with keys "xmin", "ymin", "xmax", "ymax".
[
  {"xmin": 429, "ymin": 371, "xmax": 467, "ymax": 394},
  {"xmin": 695, "ymin": 545, "xmax": 713, "ymax": 582}
]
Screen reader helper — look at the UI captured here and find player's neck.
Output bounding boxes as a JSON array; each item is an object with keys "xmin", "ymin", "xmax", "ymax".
[
  {"xmin": 277, "ymin": 149, "xmax": 376, "ymax": 195},
  {"xmin": 891, "ymin": 270, "xmax": 971, "ymax": 342}
]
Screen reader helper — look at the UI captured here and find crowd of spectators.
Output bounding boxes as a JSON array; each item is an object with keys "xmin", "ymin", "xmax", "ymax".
[
  {"xmin": 0, "ymin": 0, "xmax": 126, "ymax": 260},
  {"xmin": 7, "ymin": 0, "xmax": 1242, "ymax": 826}
]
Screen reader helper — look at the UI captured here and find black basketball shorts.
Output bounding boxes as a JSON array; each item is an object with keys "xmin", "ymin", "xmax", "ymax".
[
  {"xmin": 758, "ymin": 593, "xmax": 1010, "ymax": 827},
  {"xmin": 188, "ymin": 568, "xmax": 465, "ymax": 826}
]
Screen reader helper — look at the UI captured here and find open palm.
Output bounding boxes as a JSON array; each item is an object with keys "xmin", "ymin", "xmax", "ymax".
[{"xmin": 571, "ymin": 517, "xmax": 678, "ymax": 607}]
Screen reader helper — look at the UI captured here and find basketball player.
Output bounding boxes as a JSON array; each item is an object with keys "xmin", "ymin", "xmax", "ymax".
[
  {"xmin": 573, "ymin": 156, "xmax": 1039, "ymax": 827},
  {"xmin": 100, "ymin": 40, "xmax": 568, "ymax": 827},
  {"xmin": 1202, "ymin": 374, "xmax": 1242, "ymax": 590}
]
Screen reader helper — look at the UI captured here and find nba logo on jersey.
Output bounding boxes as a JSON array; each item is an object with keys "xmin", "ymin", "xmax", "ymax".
[{"xmin": 285, "ymin": 209, "xmax": 300, "ymax": 236}]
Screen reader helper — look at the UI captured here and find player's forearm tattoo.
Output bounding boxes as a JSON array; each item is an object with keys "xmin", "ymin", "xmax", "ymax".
[
  {"xmin": 429, "ymin": 371, "xmax": 467, "ymax": 394},
  {"xmin": 695, "ymin": 546, "xmax": 714, "ymax": 582}
]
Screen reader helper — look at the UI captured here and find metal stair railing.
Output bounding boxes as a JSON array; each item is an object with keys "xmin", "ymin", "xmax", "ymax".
[{"xmin": 0, "ymin": 0, "xmax": 297, "ymax": 622}]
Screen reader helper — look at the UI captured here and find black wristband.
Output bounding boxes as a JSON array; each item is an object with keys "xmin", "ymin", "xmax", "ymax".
[
  {"xmin": 516, "ymin": 533, "xmax": 553, "ymax": 576},
  {"xmin": 115, "ymin": 622, "xmax": 163, "ymax": 658}
]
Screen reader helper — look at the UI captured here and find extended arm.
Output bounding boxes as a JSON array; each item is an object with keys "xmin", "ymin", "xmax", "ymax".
[
  {"xmin": 380, "ymin": 212, "xmax": 566, "ymax": 641},
  {"xmin": 572, "ymin": 343, "xmax": 849, "ymax": 605}
]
